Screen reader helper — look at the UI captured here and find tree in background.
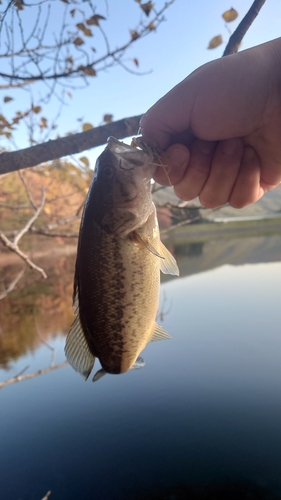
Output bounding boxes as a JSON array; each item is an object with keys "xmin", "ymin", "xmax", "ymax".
[{"xmin": 0, "ymin": 0, "xmax": 267, "ymax": 297}]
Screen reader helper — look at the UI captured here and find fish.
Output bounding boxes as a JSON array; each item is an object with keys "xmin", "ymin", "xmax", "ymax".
[{"xmin": 65, "ymin": 136, "xmax": 179, "ymax": 380}]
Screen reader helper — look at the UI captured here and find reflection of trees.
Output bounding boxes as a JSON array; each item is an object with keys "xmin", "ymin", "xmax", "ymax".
[{"xmin": 0, "ymin": 252, "xmax": 75, "ymax": 367}]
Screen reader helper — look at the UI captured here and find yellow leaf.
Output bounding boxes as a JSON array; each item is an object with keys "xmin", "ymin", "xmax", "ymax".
[
  {"xmin": 207, "ymin": 35, "xmax": 223, "ymax": 49},
  {"xmin": 86, "ymin": 14, "xmax": 106, "ymax": 26},
  {"xmin": 140, "ymin": 2, "xmax": 154, "ymax": 16},
  {"xmin": 133, "ymin": 58, "xmax": 139, "ymax": 67},
  {"xmin": 80, "ymin": 156, "xmax": 90, "ymax": 167},
  {"xmin": 32, "ymin": 105, "xmax": 42, "ymax": 114},
  {"xmin": 130, "ymin": 30, "xmax": 139, "ymax": 41},
  {"xmin": 4, "ymin": 96, "xmax": 13, "ymax": 103},
  {"xmin": 44, "ymin": 205, "xmax": 52, "ymax": 215},
  {"xmin": 222, "ymin": 8, "xmax": 238, "ymax": 22},
  {"xmin": 103, "ymin": 114, "xmax": 113, "ymax": 123},
  {"xmin": 82, "ymin": 123, "xmax": 94, "ymax": 131},
  {"xmin": 74, "ymin": 37, "xmax": 84, "ymax": 46}
]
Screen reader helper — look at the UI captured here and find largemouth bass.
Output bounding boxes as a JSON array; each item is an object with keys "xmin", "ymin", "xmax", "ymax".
[{"xmin": 65, "ymin": 137, "xmax": 179, "ymax": 380}]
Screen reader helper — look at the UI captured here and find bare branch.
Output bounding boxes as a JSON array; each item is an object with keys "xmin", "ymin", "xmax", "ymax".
[
  {"xmin": 0, "ymin": 267, "xmax": 25, "ymax": 300},
  {"xmin": 0, "ymin": 232, "xmax": 47, "ymax": 278},
  {"xmin": 41, "ymin": 492, "xmax": 52, "ymax": 500},
  {"xmin": 223, "ymin": 0, "xmax": 267, "ymax": 56},
  {"xmin": 18, "ymin": 170, "xmax": 37, "ymax": 209},
  {"xmin": 0, "ymin": 114, "xmax": 142, "ymax": 175},
  {"xmin": 0, "ymin": 186, "xmax": 47, "ymax": 278},
  {"xmin": 0, "ymin": 361, "xmax": 68, "ymax": 389},
  {"xmin": 13, "ymin": 186, "xmax": 46, "ymax": 244}
]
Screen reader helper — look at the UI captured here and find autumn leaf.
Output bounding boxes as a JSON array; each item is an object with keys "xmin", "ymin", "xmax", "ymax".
[
  {"xmin": 222, "ymin": 8, "xmax": 238, "ymax": 22},
  {"xmin": 40, "ymin": 117, "xmax": 48, "ymax": 129},
  {"xmin": 76, "ymin": 23, "xmax": 92, "ymax": 37},
  {"xmin": 207, "ymin": 35, "xmax": 222, "ymax": 49},
  {"xmin": 79, "ymin": 156, "xmax": 90, "ymax": 168},
  {"xmin": 133, "ymin": 58, "xmax": 139, "ymax": 67},
  {"xmin": 103, "ymin": 114, "xmax": 113, "ymax": 123},
  {"xmin": 3, "ymin": 96, "xmax": 13, "ymax": 103},
  {"xmin": 82, "ymin": 123, "xmax": 94, "ymax": 131},
  {"xmin": 140, "ymin": 2, "xmax": 154, "ymax": 16},
  {"xmin": 130, "ymin": 30, "xmax": 140, "ymax": 41},
  {"xmin": 80, "ymin": 65, "xmax": 96, "ymax": 76},
  {"xmin": 147, "ymin": 21, "xmax": 155, "ymax": 30},
  {"xmin": 74, "ymin": 37, "xmax": 84, "ymax": 46},
  {"xmin": 86, "ymin": 14, "xmax": 106, "ymax": 26},
  {"xmin": 32, "ymin": 105, "xmax": 42, "ymax": 114}
]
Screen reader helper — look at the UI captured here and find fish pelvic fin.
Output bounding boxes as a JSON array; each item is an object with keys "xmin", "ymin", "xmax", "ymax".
[
  {"xmin": 92, "ymin": 368, "xmax": 106, "ymax": 382},
  {"xmin": 150, "ymin": 323, "xmax": 172, "ymax": 342},
  {"xmin": 65, "ymin": 315, "xmax": 95, "ymax": 380},
  {"xmin": 159, "ymin": 241, "xmax": 179, "ymax": 276}
]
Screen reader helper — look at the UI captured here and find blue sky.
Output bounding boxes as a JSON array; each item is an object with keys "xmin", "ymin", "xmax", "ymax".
[{"xmin": 2, "ymin": 0, "xmax": 281, "ymax": 166}]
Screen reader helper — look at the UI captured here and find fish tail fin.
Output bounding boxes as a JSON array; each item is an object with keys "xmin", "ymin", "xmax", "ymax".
[{"xmin": 65, "ymin": 315, "xmax": 95, "ymax": 380}]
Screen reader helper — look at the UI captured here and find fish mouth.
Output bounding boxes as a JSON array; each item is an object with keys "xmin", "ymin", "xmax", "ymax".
[{"xmin": 107, "ymin": 136, "xmax": 153, "ymax": 170}]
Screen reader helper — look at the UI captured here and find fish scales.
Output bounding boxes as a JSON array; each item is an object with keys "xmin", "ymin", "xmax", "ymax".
[{"xmin": 65, "ymin": 137, "xmax": 179, "ymax": 380}]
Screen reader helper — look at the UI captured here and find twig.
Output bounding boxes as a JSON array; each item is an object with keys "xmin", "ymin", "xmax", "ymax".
[
  {"xmin": 0, "ymin": 233, "xmax": 47, "ymax": 278},
  {"xmin": 0, "ymin": 362, "xmax": 68, "ymax": 389},
  {"xmin": 0, "ymin": 115, "xmax": 142, "ymax": 175},
  {"xmin": 223, "ymin": 0, "xmax": 267, "ymax": 56},
  {"xmin": 0, "ymin": 267, "xmax": 25, "ymax": 300},
  {"xmin": 18, "ymin": 170, "xmax": 37, "ymax": 210},
  {"xmin": 41, "ymin": 492, "xmax": 51, "ymax": 500},
  {"xmin": 0, "ymin": 187, "xmax": 47, "ymax": 279},
  {"xmin": 14, "ymin": 186, "xmax": 46, "ymax": 245}
]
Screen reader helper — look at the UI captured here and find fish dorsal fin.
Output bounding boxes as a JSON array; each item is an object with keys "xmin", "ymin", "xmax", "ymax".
[
  {"xmin": 65, "ymin": 315, "xmax": 95, "ymax": 380},
  {"xmin": 159, "ymin": 241, "xmax": 179, "ymax": 276},
  {"xmin": 150, "ymin": 323, "xmax": 172, "ymax": 342},
  {"xmin": 92, "ymin": 368, "xmax": 106, "ymax": 382},
  {"xmin": 134, "ymin": 232, "xmax": 164, "ymax": 259}
]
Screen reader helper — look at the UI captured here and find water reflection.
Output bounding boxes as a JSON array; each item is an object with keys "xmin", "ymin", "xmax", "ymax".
[{"xmin": 1, "ymin": 229, "xmax": 281, "ymax": 499}]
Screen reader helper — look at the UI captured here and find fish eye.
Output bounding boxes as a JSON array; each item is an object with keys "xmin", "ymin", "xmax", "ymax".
[{"xmin": 102, "ymin": 166, "xmax": 114, "ymax": 178}]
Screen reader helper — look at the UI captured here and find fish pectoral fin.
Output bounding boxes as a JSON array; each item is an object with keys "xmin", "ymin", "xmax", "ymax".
[
  {"xmin": 159, "ymin": 241, "xmax": 179, "ymax": 276},
  {"xmin": 150, "ymin": 323, "xmax": 172, "ymax": 342},
  {"xmin": 130, "ymin": 356, "xmax": 145, "ymax": 370},
  {"xmin": 92, "ymin": 368, "xmax": 106, "ymax": 382},
  {"xmin": 65, "ymin": 315, "xmax": 95, "ymax": 380},
  {"xmin": 134, "ymin": 231, "xmax": 165, "ymax": 259}
]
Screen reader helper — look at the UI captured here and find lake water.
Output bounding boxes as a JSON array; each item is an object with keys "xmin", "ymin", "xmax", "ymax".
[{"xmin": 1, "ymin": 230, "xmax": 281, "ymax": 500}]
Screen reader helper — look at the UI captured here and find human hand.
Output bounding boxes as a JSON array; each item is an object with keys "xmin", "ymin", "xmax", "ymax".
[{"xmin": 140, "ymin": 38, "xmax": 281, "ymax": 208}]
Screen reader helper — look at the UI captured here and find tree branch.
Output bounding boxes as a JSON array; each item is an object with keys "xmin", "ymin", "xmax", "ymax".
[
  {"xmin": 223, "ymin": 0, "xmax": 267, "ymax": 56},
  {"xmin": 0, "ymin": 115, "xmax": 142, "ymax": 175},
  {"xmin": 0, "ymin": 267, "xmax": 26, "ymax": 300},
  {"xmin": 0, "ymin": 362, "xmax": 68, "ymax": 389},
  {"xmin": 0, "ymin": 187, "xmax": 47, "ymax": 278}
]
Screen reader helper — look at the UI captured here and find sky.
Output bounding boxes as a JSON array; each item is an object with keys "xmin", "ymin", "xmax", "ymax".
[{"xmin": 2, "ymin": 0, "xmax": 281, "ymax": 166}]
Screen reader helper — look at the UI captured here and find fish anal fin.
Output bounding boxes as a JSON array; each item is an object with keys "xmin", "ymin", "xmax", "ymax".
[
  {"xmin": 65, "ymin": 315, "xmax": 95, "ymax": 380},
  {"xmin": 130, "ymin": 356, "xmax": 145, "ymax": 370},
  {"xmin": 150, "ymin": 323, "xmax": 172, "ymax": 342},
  {"xmin": 159, "ymin": 241, "xmax": 179, "ymax": 276}
]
